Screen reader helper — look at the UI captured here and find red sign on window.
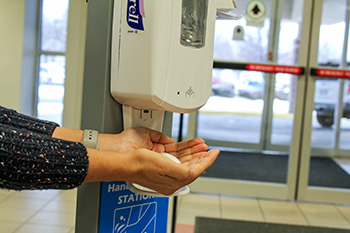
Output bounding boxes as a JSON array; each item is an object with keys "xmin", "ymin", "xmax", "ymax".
[
  {"xmin": 246, "ymin": 64, "xmax": 304, "ymax": 75},
  {"xmin": 314, "ymin": 69, "xmax": 350, "ymax": 79}
]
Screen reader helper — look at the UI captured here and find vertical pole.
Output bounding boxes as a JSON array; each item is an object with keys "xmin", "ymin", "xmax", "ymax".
[
  {"xmin": 76, "ymin": 1, "xmax": 175, "ymax": 232},
  {"xmin": 334, "ymin": 0, "xmax": 350, "ymax": 150},
  {"xmin": 286, "ymin": 0, "xmax": 316, "ymax": 200},
  {"xmin": 296, "ymin": 0, "xmax": 323, "ymax": 201},
  {"xmin": 75, "ymin": 1, "xmax": 117, "ymax": 232},
  {"xmin": 171, "ymin": 113, "xmax": 184, "ymax": 233}
]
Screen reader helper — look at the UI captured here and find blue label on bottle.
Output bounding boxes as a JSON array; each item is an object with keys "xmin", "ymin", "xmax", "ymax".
[{"xmin": 127, "ymin": 0, "xmax": 145, "ymax": 33}]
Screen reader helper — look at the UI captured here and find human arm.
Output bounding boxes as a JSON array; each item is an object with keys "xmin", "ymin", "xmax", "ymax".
[
  {"xmin": 0, "ymin": 105, "xmax": 218, "ymax": 193},
  {"xmin": 52, "ymin": 126, "xmax": 209, "ymax": 155},
  {"xmin": 84, "ymin": 147, "xmax": 219, "ymax": 195},
  {"xmin": 53, "ymin": 126, "xmax": 219, "ymax": 194},
  {"xmin": 0, "ymin": 123, "xmax": 88, "ymax": 190},
  {"xmin": 0, "ymin": 105, "xmax": 88, "ymax": 190},
  {"xmin": 0, "ymin": 105, "xmax": 59, "ymax": 136},
  {"xmin": 52, "ymin": 126, "xmax": 219, "ymax": 195},
  {"xmin": 0, "ymin": 122, "xmax": 217, "ymax": 194}
]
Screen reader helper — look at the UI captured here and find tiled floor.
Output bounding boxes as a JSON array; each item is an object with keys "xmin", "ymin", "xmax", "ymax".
[
  {"xmin": 0, "ymin": 189, "xmax": 76, "ymax": 233},
  {"xmin": 175, "ymin": 193, "xmax": 350, "ymax": 233},
  {"xmin": 1, "ymin": 189, "xmax": 350, "ymax": 233}
]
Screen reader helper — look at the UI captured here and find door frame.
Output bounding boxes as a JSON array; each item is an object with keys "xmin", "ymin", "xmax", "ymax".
[
  {"xmin": 297, "ymin": 0, "xmax": 350, "ymax": 205},
  {"xmin": 190, "ymin": 0, "xmax": 314, "ymax": 201}
]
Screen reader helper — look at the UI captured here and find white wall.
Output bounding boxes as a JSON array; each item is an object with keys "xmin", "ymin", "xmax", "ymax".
[
  {"xmin": 62, "ymin": 1, "xmax": 87, "ymax": 129},
  {"xmin": 0, "ymin": 0, "xmax": 25, "ymax": 111}
]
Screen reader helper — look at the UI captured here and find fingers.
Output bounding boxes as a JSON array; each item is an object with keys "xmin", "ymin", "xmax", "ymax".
[
  {"xmin": 162, "ymin": 138, "xmax": 216, "ymax": 176},
  {"xmin": 134, "ymin": 149, "xmax": 192, "ymax": 183},
  {"xmin": 164, "ymin": 138, "xmax": 208, "ymax": 155},
  {"xmin": 133, "ymin": 180, "xmax": 183, "ymax": 196},
  {"xmin": 147, "ymin": 127, "xmax": 175, "ymax": 144},
  {"xmin": 156, "ymin": 155, "xmax": 193, "ymax": 181},
  {"xmin": 178, "ymin": 152, "xmax": 202, "ymax": 164},
  {"xmin": 176, "ymin": 144, "xmax": 208, "ymax": 161},
  {"xmin": 153, "ymin": 149, "xmax": 219, "ymax": 195},
  {"xmin": 130, "ymin": 150, "xmax": 193, "ymax": 195},
  {"xmin": 175, "ymin": 138, "xmax": 206, "ymax": 151},
  {"xmin": 189, "ymin": 149, "xmax": 220, "ymax": 179},
  {"xmin": 150, "ymin": 149, "xmax": 219, "ymax": 187},
  {"xmin": 124, "ymin": 136, "xmax": 219, "ymax": 195}
]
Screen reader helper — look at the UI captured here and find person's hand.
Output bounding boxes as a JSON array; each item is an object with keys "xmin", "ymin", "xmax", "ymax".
[
  {"xmin": 85, "ymin": 147, "xmax": 220, "ymax": 196},
  {"xmin": 52, "ymin": 126, "xmax": 209, "ymax": 158},
  {"xmin": 98, "ymin": 127, "xmax": 208, "ymax": 155},
  {"xmin": 54, "ymin": 126, "xmax": 220, "ymax": 195},
  {"xmin": 52, "ymin": 126, "xmax": 175, "ymax": 153},
  {"xmin": 123, "ymin": 148, "xmax": 220, "ymax": 195},
  {"xmin": 98, "ymin": 126, "xmax": 174, "ymax": 152}
]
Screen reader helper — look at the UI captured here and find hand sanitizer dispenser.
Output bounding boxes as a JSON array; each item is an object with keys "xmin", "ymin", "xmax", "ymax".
[
  {"xmin": 110, "ymin": 0, "xmax": 238, "ymax": 196},
  {"xmin": 110, "ymin": 0, "xmax": 218, "ymax": 199},
  {"xmin": 111, "ymin": 0, "xmax": 219, "ymax": 131}
]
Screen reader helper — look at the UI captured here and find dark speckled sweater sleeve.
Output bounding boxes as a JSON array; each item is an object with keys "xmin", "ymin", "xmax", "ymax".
[
  {"xmin": 0, "ymin": 105, "xmax": 89, "ymax": 190},
  {"xmin": 0, "ymin": 105, "xmax": 59, "ymax": 135}
]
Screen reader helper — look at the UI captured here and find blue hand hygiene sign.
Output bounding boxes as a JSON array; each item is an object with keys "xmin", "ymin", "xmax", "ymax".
[{"xmin": 98, "ymin": 181, "xmax": 169, "ymax": 233}]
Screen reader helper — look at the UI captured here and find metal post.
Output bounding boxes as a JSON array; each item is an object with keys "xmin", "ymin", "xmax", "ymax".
[
  {"xmin": 75, "ymin": 1, "xmax": 174, "ymax": 232},
  {"xmin": 75, "ymin": 1, "xmax": 117, "ymax": 232}
]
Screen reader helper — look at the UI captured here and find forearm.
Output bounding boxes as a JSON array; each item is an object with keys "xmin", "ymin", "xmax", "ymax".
[
  {"xmin": 0, "ymin": 125, "xmax": 89, "ymax": 190},
  {"xmin": 52, "ymin": 127, "xmax": 84, "ymax": 142},
  {"xmin": 84, "ymin": 148, "xmax": 131, "ymax": 183},
  {"xmin": 51, "ymin": 132, "xmax": 116, "ymax": 184},
  {"xmin": 52, "ymin": 127, "xmax": 123, "ymax": 152},
  {"xmin": 0, "ymin": 105, "xmax": 59, "ymax": 136}
]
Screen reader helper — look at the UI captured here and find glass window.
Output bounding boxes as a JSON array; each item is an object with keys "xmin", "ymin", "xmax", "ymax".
[
  {"xmin": 36, "ymin": 0, "xmax": 69, "ymax": 125},
  {"xmin": 172, "ymin": 113, "xmax": 190, "ymax": 141},
  {"xmin": 339, "ymin": 79, "xmax": 350, "ymax": 150},
  {"xmin": 277, "ymin": 21, "xmax": 300, "ymax": 65},
  {"xmin": 198, "ymin": 69, "xmax": 265, "ymax": 143},
  {"xmin": 213, "ymin": 0, "xmax": 272, "ymax": 63},
  {"xmin": 277, "ymin": 0, "xmax": 304, "ymax": 65},
  {"xmin": 40, "ymin": 0, "xmax": 69, "ymax": 52},
  {"xmin": 37, "ymin": 55, "xmax": 66, "ymax": 124},
  {"xmin": 317, "ymin": 0, "xmax": 346, "ymax": 66},
  {"xmin": 213, "ymin": 18, "xmax": 270, "ymax": 63},
  {"xmin": 271, "ymin": 74, "xmax": 297, "ymax": 145},
  {"xmin": 311, "ymin": 0, "xmax": 348, "ymax": 149}
]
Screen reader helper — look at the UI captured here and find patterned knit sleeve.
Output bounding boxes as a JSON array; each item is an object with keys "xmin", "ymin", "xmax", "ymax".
[
  {"xmin": 0, "ymin": 105, "xmax": 88, "ymax": 190},
  {"xmin": 0, "ymin": 124, "xmax": 89, "ymax": 190},
  {"xmin": 0, "ymin": 105, "xmax": 59, "ymax": 136}
]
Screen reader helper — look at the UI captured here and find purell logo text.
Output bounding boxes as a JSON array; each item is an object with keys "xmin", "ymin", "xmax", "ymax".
[{"xmin": 127, "ymin": 0, "xmax": 145, "ymax": 33}]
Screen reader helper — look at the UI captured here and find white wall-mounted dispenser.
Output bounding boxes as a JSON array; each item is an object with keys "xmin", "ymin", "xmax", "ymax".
[
  {"xmin": 110, "ymin": 0, "xmax": 225, "ymax": 131},
  {"xmin": 110, "ymin": 0, "xmax": 239, "ymax": 195},
  {"xmin": 111, "ymin": 0, "xmax": 242, "ymax": 120}
]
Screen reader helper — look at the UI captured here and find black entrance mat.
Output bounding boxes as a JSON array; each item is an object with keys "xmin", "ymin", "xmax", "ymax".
[
  {"xmin": 201, "ymin": 151, "xmax": 350, "ymax": 189},
  {"xmin": 194, "ymin": 217, "xmax": 350, "ymax": 233}
]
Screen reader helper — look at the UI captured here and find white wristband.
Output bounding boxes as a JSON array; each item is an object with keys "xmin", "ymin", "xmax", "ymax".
[{"xmin": 82, "ymin": 129, "xmax": 99, "ymax": 149}]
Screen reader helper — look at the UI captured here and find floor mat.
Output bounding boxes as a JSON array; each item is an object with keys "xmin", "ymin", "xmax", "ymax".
[
  {"xmin": 194, "ymin": 217, "xmax": 350, "ymax": 233},
  {"xmin": 201, "ymin": 151, "xmax": 350, "ymax": 189}
]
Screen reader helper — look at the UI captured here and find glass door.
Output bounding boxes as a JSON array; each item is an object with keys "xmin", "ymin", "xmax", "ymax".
[
  {"xmin": 189, "ymin": 0, "xmax": 310, "ymax": 200},
  {"xmin": 198, "ymin": 0, "xmax": 272, "ymax": 150},
  {"xmin": 298, "ymin": 0, "xmax": 350, "ymax": 204}
]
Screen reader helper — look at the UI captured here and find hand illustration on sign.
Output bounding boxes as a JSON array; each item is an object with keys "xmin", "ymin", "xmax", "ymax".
[
  {"xmin": 114, "ymin": 202, "xmax": 157, "ymax": 233},
  {"xmin": 99, "ymin": 182, "xmax": 168, "ymax": 233}
]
